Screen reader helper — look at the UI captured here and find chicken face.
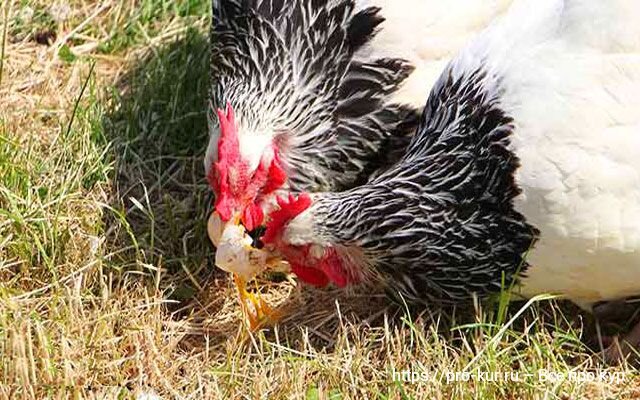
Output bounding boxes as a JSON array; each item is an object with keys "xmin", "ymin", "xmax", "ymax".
[
  {"xmin": 263, "ymin": 194, "xmax": 361, "ymax": 288},
  {"xmin": 206, "ymin": 103, "xmax": 287, "ymax": 328},
  {"xmin": 207, "ymin": 103, "xmax": 286, "ymax": 236},
  {"xmin": 207, "ymin": 103, "xmax": 288, "ymax": 276}
]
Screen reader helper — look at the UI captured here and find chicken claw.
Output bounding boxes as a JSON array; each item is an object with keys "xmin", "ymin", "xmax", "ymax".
[
  {"xmin": 233, "ymin": 274, "xmax": 281, "ymax": 330},
  {"xmin": 208, "ymin": 211, "xmax": 286, "ymax": 328}
]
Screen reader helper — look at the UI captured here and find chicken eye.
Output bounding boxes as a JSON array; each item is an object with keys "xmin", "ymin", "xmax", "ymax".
[{"xmin": 247, "ymin": 225, "xmax": 267, "ymax": 249}]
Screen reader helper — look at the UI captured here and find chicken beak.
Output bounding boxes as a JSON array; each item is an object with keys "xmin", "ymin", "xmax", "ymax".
[
  {"xmin": 207, "ymin": 210, "xmax": 225, "ymax": 248},
  {"xmin": 207, "ymin": 211, "xmax": 281, "ymax": 329},
  {"xmin": 210, "ymin": 212, "xmax": 265, "ymax": 279}
]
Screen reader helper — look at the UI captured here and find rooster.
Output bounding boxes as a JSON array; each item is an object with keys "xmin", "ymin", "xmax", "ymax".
[
  {"xmin": 206, "ymin": 0, "xmax": 511, "ymax": 326},
  {"xmin": 261, "ymin": 0, "xmax": 640, "ymax": 360}
]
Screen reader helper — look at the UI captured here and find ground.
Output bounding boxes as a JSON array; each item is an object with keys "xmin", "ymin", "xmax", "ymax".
[{"xmin": 0, "ymin": 1, "xmax": 639, "ymax": 399}]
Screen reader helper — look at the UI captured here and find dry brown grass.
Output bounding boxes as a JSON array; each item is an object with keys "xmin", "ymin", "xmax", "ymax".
[{"xmin": 1, "ymin": 1, "xmax": 639, "ymax": 398}]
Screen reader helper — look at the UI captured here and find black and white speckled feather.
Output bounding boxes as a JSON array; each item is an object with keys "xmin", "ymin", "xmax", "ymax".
[
  {"xmin": 293, "ymin": 63, "xmax": 539, "ymax": 304},
  {"xmin": 207, "ymin": 0, "xmax": 418, "ymax": 192},
  {"xmin": 282, "ymin": 0, "xmax": 640, "ymax": 307}
]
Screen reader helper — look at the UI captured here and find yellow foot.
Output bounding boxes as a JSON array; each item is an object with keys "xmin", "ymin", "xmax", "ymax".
[{"xmin": 233, "ymin": 274, "xmax": 281, "ymax": 330}]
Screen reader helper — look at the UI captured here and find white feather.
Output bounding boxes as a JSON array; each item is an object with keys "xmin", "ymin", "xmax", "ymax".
[
  {"xmin": 356, "ymin": 0, "xmax": 514, "ymax": 107},
  {"xmin": 457, "ymin": 0, "xmax": 640, "ymax": 305}
]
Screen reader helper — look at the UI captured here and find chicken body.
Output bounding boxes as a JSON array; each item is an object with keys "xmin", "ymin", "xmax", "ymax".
[
  {"xmin": 206, "ymin": 0, "xmax": 513, "ymax": 210},
  {"xmin": 268, "ymin": 0, "xmax": 640, "ymax": 309},
  {"xmin": 206, "ymin": 1, "xmax": 511, "ymax": 295}
]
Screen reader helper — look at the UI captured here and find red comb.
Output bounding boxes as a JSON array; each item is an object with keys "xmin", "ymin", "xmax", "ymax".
[
  {"xmin": 210, "ymin": 103, "xmax": 248, "ymax": 221},
  {"xmin": 263, "ymin": 193, "xmax": 312, "ymax": 244},
  {"xmin": 217, "ymin": 103, "xmax": 239, "ymax": 166},
  {"xmin": 208, "ymin": 103, "xmax": 287, "ymax": 229},
  {"xmin": 319, "ymin": 248, "xmax": 349, "ymax": 288}
]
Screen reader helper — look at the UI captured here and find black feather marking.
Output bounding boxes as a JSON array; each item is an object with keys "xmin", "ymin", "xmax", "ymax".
[
  {"xmin": 338, "ymin": 58, "xmax": 415, "ymax": 100},
  {"xmin": 210, "ymin": 0, "xmax": 419, "ymax": 194},
  {"xmin": 347, "ymin": 6, "xmax": 384, "ymax": 51},
  {"xmin": 311, "ymin": 64, "xmax": 540, "ymax": 305}
]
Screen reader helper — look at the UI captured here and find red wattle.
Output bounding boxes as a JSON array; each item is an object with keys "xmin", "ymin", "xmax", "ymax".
[
  {"xmin": 262, "ymin": 151, "xmax": 287, "ymax": 195},
  {"xmin": 263, "ymin": 193, "xmax": 312, "ymax": 244},
  {"xmin": 318, "ymin": 248, "xmax": 350, "ymax": 288},
  {"xmin": 241, "ymin": 203, "xmax": 264, "ymax": 232},
  {"xmin": 291, "ymin": 263, "xmax": 329, "ymax": 287},
  {"xmin": 215, "ymin": 192, "xmax": 236, "ymax": 222}
]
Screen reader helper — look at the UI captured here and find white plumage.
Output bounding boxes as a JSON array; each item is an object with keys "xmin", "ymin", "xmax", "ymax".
[
  {"xmin": 454, "ymin": 0, "xmax": 640, "ymax": 306},
  {"xmin": 358, "ymin": 0, "xmax": 513, "ymax": 108}
]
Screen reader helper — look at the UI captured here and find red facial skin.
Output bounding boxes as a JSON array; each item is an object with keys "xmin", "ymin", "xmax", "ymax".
[
  {"xmin": 208, "ymin": 103, "xmax": 286, "ymax": 231},
  {"xmin": 209, "ymin": 103, "xmax": 359, "ymax": 287},
  {"xmin": 263, "ymin": 194, "xmax": 360, "ymax": 288}
]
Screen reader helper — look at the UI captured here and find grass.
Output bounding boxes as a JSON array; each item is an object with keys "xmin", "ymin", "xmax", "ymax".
[{"xmin": 0, "ymin": 1, "xmax": 638, "ymax": 398}]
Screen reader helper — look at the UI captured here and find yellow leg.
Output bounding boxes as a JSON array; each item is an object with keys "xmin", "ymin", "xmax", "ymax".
[{"xmin": 233, "ymin": 274, "xmax": 281, "ymax": 330}]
